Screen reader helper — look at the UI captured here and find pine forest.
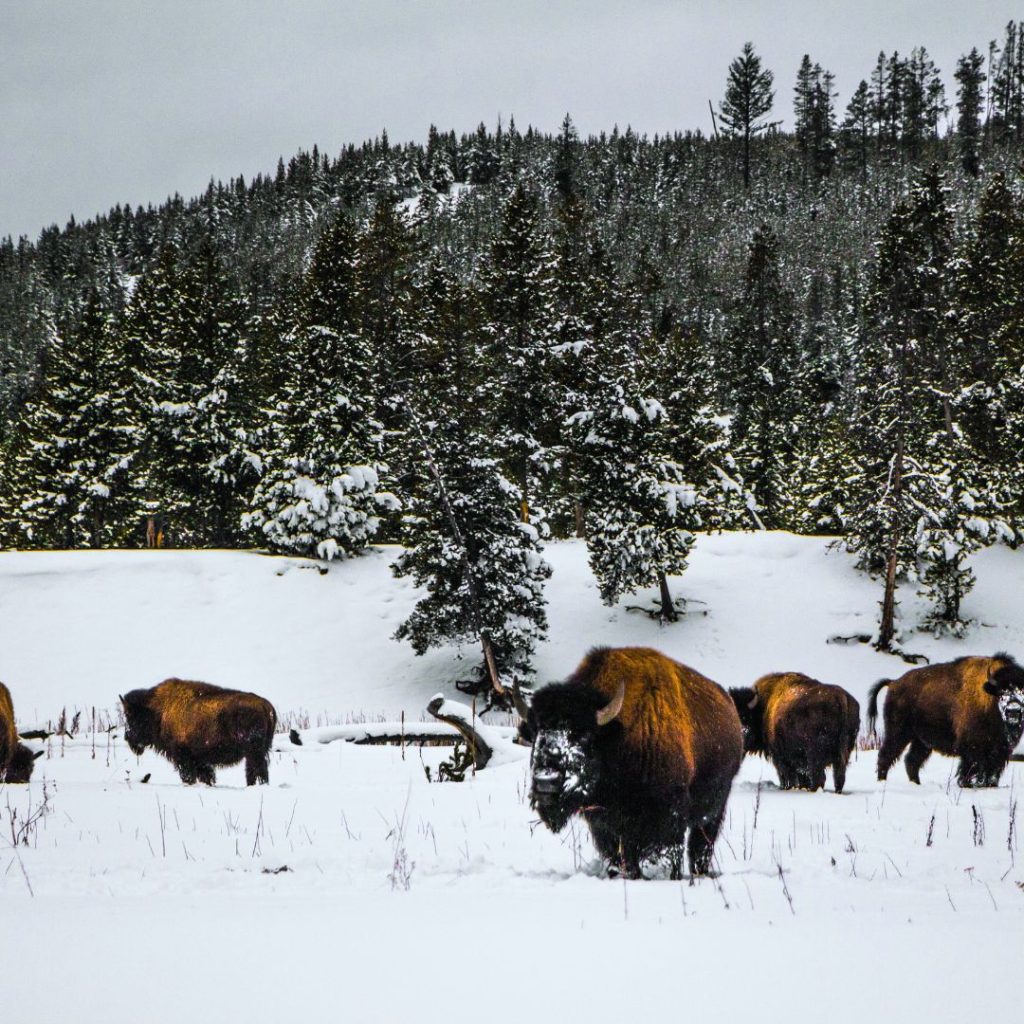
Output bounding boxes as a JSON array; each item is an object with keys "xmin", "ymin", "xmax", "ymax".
[{"xmin": 3, "ymin": 28, "xmax": 1024, "ymax": 688}]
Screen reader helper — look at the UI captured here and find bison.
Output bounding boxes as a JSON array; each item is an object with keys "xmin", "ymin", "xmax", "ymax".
[
  {"xmin": 729, "ymin": 673, "xmax": 860, "ymax": 793},
  {"xmin": 869, "ymin": 653, "xmax": 1024, "ymax": 787},
  {"xmin": 120, "ymin": 679, "xmax": 277, "ymax": 786},
  {"xmin": 522, "ymin": 646, "xmax": 743, "ymax": 879},
  {"xmin": 0, "ymin": 682, "xmax": 41, "ymax": 783}
]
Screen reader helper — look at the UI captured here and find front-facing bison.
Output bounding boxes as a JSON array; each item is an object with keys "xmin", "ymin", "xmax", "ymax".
[
  {"xmin": 120, "ymin": 679, "xmax": 277, "ymax": 786},
  {"xmin": 869, "ymin": 653, "xmax": 1024, "ymax": 787},
  {"xmin": 729, "ymin": 673, "xmax": 860, "ymax": 793},
  {"xmin": 523, "ymin": 647, "xmax": 743, "ymax": 879}
]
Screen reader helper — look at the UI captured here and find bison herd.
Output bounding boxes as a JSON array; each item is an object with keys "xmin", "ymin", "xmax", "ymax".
[
  {"xmin": 523, "ymin": 647, "xmax": 1024, "ymax": 879},
  {"xmin": 2, "ymin": 648, "xmax": 1023, "ymax": 881}
]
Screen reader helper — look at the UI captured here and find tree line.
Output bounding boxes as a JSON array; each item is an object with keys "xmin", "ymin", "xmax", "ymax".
[{"xmin": 2, "ymin": 27, "xmax": 1024, "ymax": 691}]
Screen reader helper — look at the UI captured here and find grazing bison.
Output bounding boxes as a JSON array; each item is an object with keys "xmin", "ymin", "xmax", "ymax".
[
  {"xmin": 869, "ymin": 653, "xmax": 1024, "ymax": 787},
  {"xmin": 524, "ymin": 646, "xmax": 743, "ymax": 879},
  {"xmin": 729, "ymin": 673, "xmax": 860, "ymax": 793},
  {"xmin": 120, "ymin": 679, "xmax": 277, "ymax": 786},
  {"xmin": 0, "ymin": 682, "xmax": 41, "ymax": 783}
]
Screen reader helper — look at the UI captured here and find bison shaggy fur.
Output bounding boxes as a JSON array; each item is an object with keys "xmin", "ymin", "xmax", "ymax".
[
  {"xmin": 121, "ymin": 679, "xmax": 277, "ymax": 786},
  {"xmin": 869, "ymin": 653, "xmax": 1024, "ymax": 787},
  {"xmin": 0, "ymin": 682, "xmax": 39, "ymax": 784},
  {"xmin": 730, "ymin": 673, "xmax": 860, "ymax": 793},
  {"xmin": 525, "ymin": 646, "xmax": 743, "ymax": 879}
]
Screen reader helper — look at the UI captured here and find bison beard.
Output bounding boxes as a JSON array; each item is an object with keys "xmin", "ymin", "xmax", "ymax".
[
  {"xmin": 120, "ymin": 679, "xmax": 277, "ymax": 786},
  {"xmin": 0, "ymin": 681, "xmax": 39, "ymax": 784},
  {"xmin": 869, "ymin": 653, "xmax": 1024, "ymax": 788},
  {"xmin": 526, "ymin": 647, "xmax": 743, "ymax": 880},
  {"xmin": 729, "ymin": 673, "xmax": 860, "ymax": 793}
]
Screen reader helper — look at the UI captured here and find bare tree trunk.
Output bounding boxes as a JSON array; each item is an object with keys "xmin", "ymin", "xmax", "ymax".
[
  {"xmin": 481, "ymin": 633, "xmax": 503, "ymax": 696},
  {"xmin": 658, "ymin": 572, "xmax": 678, "ymax": 623},
  {"xmin": 877, "ymin": 435, "xmax": 905, "ymax": 651},
  {"xmin": 426, "ymin": 696, "xmax": 493, "ymax": 770}
]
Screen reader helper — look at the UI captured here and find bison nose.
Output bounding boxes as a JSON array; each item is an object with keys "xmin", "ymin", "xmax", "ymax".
[{"xmin": 533, "ymin": 772, "xmax": 563, "ymax": 795}]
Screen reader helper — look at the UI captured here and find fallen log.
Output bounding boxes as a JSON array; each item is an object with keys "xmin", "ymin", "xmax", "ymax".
[{"xmin": 426, "ymin": 695, "xmax": 493, "ymax": 770}]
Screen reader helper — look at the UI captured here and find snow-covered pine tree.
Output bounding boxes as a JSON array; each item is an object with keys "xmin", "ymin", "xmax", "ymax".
[
  {"xmin": 658, "ymin": 329, "xmax": 757, "ymax": 534},
  {"xmin": 726, "ymin": 224, "xmax": 801, "ymax": 529},
  {"xmin": 915, "ymin": 427, "xmax": 1010, "ymax": 635},
  {"xmin": 478, "ymin": 183, "xmax": 558, "ymax": 523},
  {"xmin": 786, "ymin": 266, "xmax": 855, "ymax": 533},
  {"xmin": 566, "ymin": 253, "xmax": 698, "ymax": 622},
  {"xmin": 953, "ymin": 173, "xmax": 1022, "ymax": 465},
  {"xmin": 392, "ymin": 264, "xmax": 550, "ymax": 694},
  {"xmin": 125, "ymin": 227, "xmax": 254, "ymax": 545},
  {"xmin": 244, "ymin": 211, "xmax": 393, "ymax": 560},
  {"xmin": 8, "ymin": 289, "xmax": 138, "ymax": 547},
  {"xmin": 845, "ymin": 169, "xmax": 996, "ymax": 643}
]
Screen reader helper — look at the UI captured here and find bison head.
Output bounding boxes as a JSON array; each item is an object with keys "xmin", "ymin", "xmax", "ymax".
[
  {"xmin": 984, "ymin": 656, "xmax": 1024, "ymax": 747},
  {"xmin": 527, "ymin": 680, "xmax": 625, "ymax": 834},
  {"xmin": 120, "ymin": 691, "xmax": 157, "ymax": 756},
  {"xmin": 729, "ymin": 687, "xmax": 765, "ymax": 754},
  {"xmin": 5, "ymin": 743, "xmax": 42, "ymax": 783}
]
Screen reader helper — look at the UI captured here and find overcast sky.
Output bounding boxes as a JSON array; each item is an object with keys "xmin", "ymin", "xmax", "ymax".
[{"xmin": 2, "ymin": 1, "xmax": 1020, "ymax": 240}]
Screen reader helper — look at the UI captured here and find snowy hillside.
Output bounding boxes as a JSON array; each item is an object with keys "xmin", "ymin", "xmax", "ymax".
[
  {"xmin": 5, "ymin": 532, "xmax": 1024, "ymax": 722},
  {"xmin": 2, "ymin": 533, "xmax": 1023, "ymax": 1023}
]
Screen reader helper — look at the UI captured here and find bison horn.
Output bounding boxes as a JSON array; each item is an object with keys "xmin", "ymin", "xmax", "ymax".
[
  {"xmin": 511, "ymin": 677, "xmax": 530, "ymax": 720},
  {"xmin": 747, "ymin": 692, "xmax": 759, "ymax": 710},
  {"xmin": 595, "ymin": 681, "xmax": 626, "ymax": 727},
  {"xmin": 32, "ymin": 750, "xmax": 44, "ymax": 760}
]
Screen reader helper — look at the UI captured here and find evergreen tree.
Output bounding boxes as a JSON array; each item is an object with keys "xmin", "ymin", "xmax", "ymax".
[
  {"xmin": 392, "ymin": 411, "xmax": 551, "ymax": 694},
  {"xmin": 478, "ymin": 183, "xmax": 558, "ymax": 520},
  {"xmin": 8, "ymin": 291, "xmax": 137, "ymax": 547},
  {"xmin": 955, "ymin": 48, "xmax": 987, "ymax": 176},
  {"xmin": 245, "ymin": 212, "xmax": 393, "ymax": 559},
  {"xmin": 563, "ymin": 252, "xmax": 708, "ymax": 621},
  {"xmin": 392, "ymin": 268, "xmax": 550, "ymax": 692},
  {"xmin": 726, "ymin": 225, "xmax": 801, "ymax": 527},
  {"xmin": 794, "ymin": 56, "xmax": 836, "ymax": 177},
  {"xmin": 841, "ymin": 80, "xmax": 874, "ymax": 178},
  {"xmin": 844, "ymin": 170, "xmax": 994, "ymax": 643},
  {"xmin": 989, "ymin": 21, "xmax": 1024, "ymax": 143},
  {"xmin": 719, "ymin": 42, "xmax": 777, "ymax": 188}
]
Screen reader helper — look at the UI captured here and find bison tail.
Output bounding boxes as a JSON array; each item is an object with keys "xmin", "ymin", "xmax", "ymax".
[{"xmin": 866, "ymin": 680, "xmax": 891, "ymax": 738}]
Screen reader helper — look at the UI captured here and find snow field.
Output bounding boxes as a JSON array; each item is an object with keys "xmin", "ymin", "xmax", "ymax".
[{"xmin": 1, "ymin": 533, "xmax": 1023, "ymax": 1021}]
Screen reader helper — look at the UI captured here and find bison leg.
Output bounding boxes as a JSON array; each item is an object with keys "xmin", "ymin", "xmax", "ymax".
[
  {"xmin": 588, "ymin": 818, "xmax": 643, "ymax": 879},
  {"xmin": 808, "ymin": 765, "xmax": 826, "ymax": 792},
  {"xmin": 176, "ymin": 757, "xmax": 198, "ymax": 785},
  {"xmin": 903, "ymin": 740, "xmax": 932, "ymax": 784},
  {"xmin": 957, "ymin": 751, "xmax": 1004, "ymax": 788},
  {"xmin": 245, "ymin": 751, "xmax": 270, "ymax": 786},
  {"xmin": 832, "ymin": 752, "xmax": 850, "ymax": 794},
  {"xmin": 775, "ymin": 760, "xmax": 797, "ymax": 789},
  {"xmin": 195, "ymin": 763, "xmax": 216, "ymax": 786},
  {"xmin": 875, "ymin": 728, "xmax": 910, "ymax": 782},
  {"xmin": 687, "ymin": 808, "xmax": 726, "ymax": 878},
  {"xmin": 667, "ymin": 847, "xmax": 684, "ymax": 881}
]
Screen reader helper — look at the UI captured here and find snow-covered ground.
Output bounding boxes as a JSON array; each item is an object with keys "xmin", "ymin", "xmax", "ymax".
[{"xmin": 2, "ymin": 534, "xmax": 1022, "ymax": 1022}]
